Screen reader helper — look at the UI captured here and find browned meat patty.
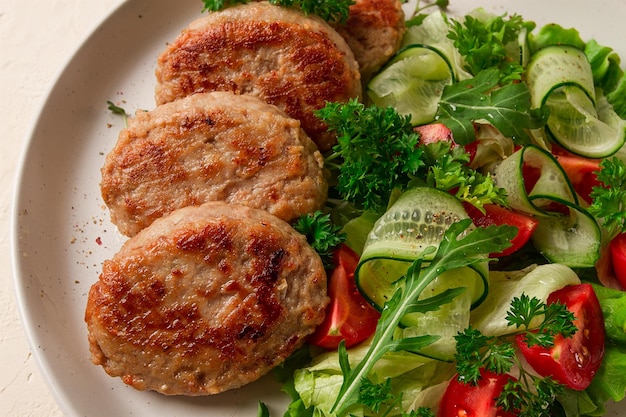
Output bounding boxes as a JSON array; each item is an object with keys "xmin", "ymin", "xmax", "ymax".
[
  {"xmin": 154, "ymin": 1, "xmax": 362, "ymax": 151},
  {"xmin": 101, "ymin": 91, "xmax": 328, "ymax": 237},
  {"xmin": 332, "ymin": 0, "xmax": 406, "ymax": 83},
  {"xmin": 85, "ymin": 202, "xmax": 328, "ymax": 396}
]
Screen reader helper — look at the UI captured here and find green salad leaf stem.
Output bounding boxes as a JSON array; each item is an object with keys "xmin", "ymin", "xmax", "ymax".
[{"xmin": 330, "ymin": 220, "xmax": 517, "ymax": 415}]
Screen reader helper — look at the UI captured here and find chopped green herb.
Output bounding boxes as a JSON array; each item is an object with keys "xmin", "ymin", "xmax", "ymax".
[
  {"xmin": 106, "ymin": 100, "xmax": 129, "ymax": 126},
  {"xmin": 589, "ymin": 157, "xmax": 626, "ymax": 237},
  {"xmin": 201, "ymin": 0, "xmax": 354, "ymax": 23},
  {"xmin": 293, "ymin": 211, "xmax": 346, "ymax": 268},
  {"xmin": 454, "ymin": 295, "xmax": 576, "ymax": 417}
]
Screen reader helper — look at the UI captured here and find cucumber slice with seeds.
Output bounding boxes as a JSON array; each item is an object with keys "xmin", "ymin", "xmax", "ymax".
[
  {"xmin": 527, "ymin": 45, "xmax": 626, "ymax": 158},
  {"xmin": 354, "ymin": 187, "xmax": 488, "ymax": 360},
  {"xmin": 367, "ymin": 44, "xmax": 454, "ymax": 125}
]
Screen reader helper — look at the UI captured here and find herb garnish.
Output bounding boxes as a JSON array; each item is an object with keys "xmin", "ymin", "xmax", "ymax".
[
  {"xmin": 293, "ymin": 211, "xmax": 346, "ymax": 269},
  {"xmin": 317, "ymin": 100, "xmax": 508, "ymax": 214},
  {"xmin": 589, "ymin": 157, "xmax": 626, "ymax": 237},
  {"xmin": 106, "ymin": 100, "xmax": 128, "ymax": 126},
  {"xmin": 330, "ymin": 220, "xmax": 517, "ymax": 415},
  {"xmin": 405, "ymin": 0, "xmax": 449, "ymax": 27},
  {"xmin": 200, "ymin": 0, "xmax": 354, "ymax": 23},
  {"xmin": 447, "ymin": 12, "xmax": 532, "ymax": 80},
  {"xmin": 316, "ymin": 99, "xmax": 423, "ymax": 213},
  {"xmin": 454, "ymin": 295, "xmax": 577, "ymax": 417},
  {"xmin": 434, "ymin": 68, "xmax": 549, "ymax": 145}
]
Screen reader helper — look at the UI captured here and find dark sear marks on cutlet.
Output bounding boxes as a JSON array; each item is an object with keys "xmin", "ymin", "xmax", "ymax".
[
  {"xmin": 86, "ymin": 202, "xmax": 328, "ymax": 395},
  {"xmin": 89, "ymin": 0, "xmax": 408, "ymax": 398},
  {"xmin": 331, "ymin": 0, "xmax": 406, "ymax": 82},
  {"xmin": 101, "ymin": 91, "xmax": 328, "ymax": 237},
  {"xmin": 155, "ymin": 1, "xmax": 362, "ymax": 151}
]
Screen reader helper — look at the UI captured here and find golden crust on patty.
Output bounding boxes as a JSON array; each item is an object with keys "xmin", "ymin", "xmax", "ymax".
[
  {"xmin": 85, "ymin": 202, "xmax": 328, "ymax": 396},
  {"xmin": 332, "ymin": 0, "xmax": 406, "ymax": 82},
  {"xmin": 101, "ymin": 91, "xmax": 328, "ymax": 237},
  {"xmin": 155, "ymin": 1, "xmax": 362, "ymax": 151}
]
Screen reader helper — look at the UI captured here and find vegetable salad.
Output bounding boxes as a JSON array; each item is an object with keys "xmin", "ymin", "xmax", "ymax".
[{"xmin": 276, "ymin": 3, "xmax": 626, "ymax": 417}]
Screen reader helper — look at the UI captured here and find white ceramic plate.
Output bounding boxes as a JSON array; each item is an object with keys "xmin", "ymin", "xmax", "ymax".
[{"xmin": 11, "ymin": 0, "xmax": 626, "ymax": 415}]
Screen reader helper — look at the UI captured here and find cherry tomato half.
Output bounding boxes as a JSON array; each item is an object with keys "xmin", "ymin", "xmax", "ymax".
[
  {"xmin": 308, "ymin": 244, "xmax": 380, "ymax": 350},
  {"xmin": 610, "ymin": 232, "xmax": 626, "ymax": 289},
  {"xmin": 414, "ymin": 123, "xmax": 478, "ymax": 163},
  {"xmin": 515, "ymin": 283, "xmax": 605, "ymax": 390},
  {"xmin": 438, "ymin": 369, "xmax": 517, "ymax": 417},
  {"xmin": 414, "ymin": 123, "xmax": 454, "ymax": 146},
  {"xmin": 463, "ymin": 203, "xmax": 539, "ymax": 257},
  {"xmin": 554, "ymin": 154, "xmax": 601, "ymax": 205}
]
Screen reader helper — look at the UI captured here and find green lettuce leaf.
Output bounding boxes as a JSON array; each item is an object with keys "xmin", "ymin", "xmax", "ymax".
[{"xmin": 528, "ymin": 23, "xmax": 585, "ymax": 52}]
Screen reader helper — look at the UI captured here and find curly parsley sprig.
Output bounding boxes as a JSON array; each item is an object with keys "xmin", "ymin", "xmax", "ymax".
[
  {"xmin": 201, "ymin": 0, "xmax": 354, "ymax": 23},
  {"xmin": 447, "ymin": 12, "xmax": 533, "ymax": 80},
  {"xmin": 330, "ymin": 220, "xmax": 517, "ymax": 415},
  {"xmin": 589, "ymin": 157, "xmax": 626, "ymax": 237},
  {"xmin": 293, "ymin": 211, "xmax": 346, "ymax": 269},
  {"xmin": 454, "ymin": 295, "xmax": 577, "ymax": 417},
  {"xmin": 316, "ymin": 100, "xmax": 424, "ymax": 213},
  {"xmin": 317, "ymin": 100, "xmax": 508, "ymax": 214}
]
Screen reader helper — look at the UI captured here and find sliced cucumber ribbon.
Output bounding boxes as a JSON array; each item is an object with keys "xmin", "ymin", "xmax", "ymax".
[
  {"xmin": 491, "ymin": 145, "xmax": 601, "ymax": 267},
  {"xmin": 354, "ymin": 187, "xmax": 489, "ymax": 361},
  {"xmin": 356, "ymin": 187, "xmax": 488, "ymax": 308},
  {"xmin": 367, "ymin": 44, "xmax": 454, "ymax": 126},
  {"xmin": 526, "ymin": 45, "xmax": 626, "ymax": 158}
]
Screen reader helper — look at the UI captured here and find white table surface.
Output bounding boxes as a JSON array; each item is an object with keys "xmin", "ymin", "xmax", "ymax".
[{"xmin": 1, "ymin": 1, "xmax": 125, "ymax": 415}]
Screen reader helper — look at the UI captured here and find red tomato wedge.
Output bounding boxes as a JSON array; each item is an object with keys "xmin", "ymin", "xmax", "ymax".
[
  {"xmin": 414, "ymin": 123, "xmax": 454, "ymax": 146},
  {"xmin": 463, "ymin": 203, "xmax": 539, "ymax": 257},
  {"xmin": 555, "ymin": 154, "xmax": 601, "ymax": 205},
  {"xmin": 309, "ymin": 244, "xmax": 380, "ymax": 350},
  {"xmin": 515, "ymin": 283, "xmax": 605, "ymax": 390},
  {"xmin": 438, "ymin": 369, "xmax": 517, "ymax": 417},
  {"xmin": 414, "ymin": 123, "xmax": 478, "ymax": 163},
  {"xmin": 610, "ymin": 232, "xmax": 626, "ymax": 289}
]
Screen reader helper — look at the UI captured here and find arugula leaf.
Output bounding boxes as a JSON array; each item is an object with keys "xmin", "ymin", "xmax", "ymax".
[
  {"xmin": 330, "ymin": 220, "xmax": 517, "ymax": 415},
  {"xmin": 293, "ymin": 211, "xmax": 346, "ymax": 268},
  {"xmin": 200, "ymin": 0, "xmax": 354, "ymax": 23},
  {"xmin": 435, "ymin": 68, "xmax": 549, "ymax": 145},
  {"xmin": 588, "ymin": 157, "xmax": 626, "ymax": 237}
]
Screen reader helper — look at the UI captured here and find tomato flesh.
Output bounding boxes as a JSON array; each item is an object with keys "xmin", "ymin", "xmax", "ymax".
[
  {"xmin": 309, "ymin": 244, "xmax": 380, "ymax": 350},
  {"xmin": 551, "ymin": 145, "xmax": 601, "ymax": 205},
  {"xmin": 515, "ymin": 283, "xmax": 605, "ymax": 390},
  {"xmin": 415, "ymin": 123, "xmax": 454, "ymax": 146},
  {"xmin": 438, "ymin": 369, "xmax": 516, "ymax": 417},
  {"xmin": 463, "ymin": 203, "xmax": 539, "ymax": 257},
  {"xmin": 555, "ymin": 154, "xmax": 601, "ymax": 205},
  {"xmin": 610, "ymin": 232, "xmax": 626, "ymax": 289}
]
